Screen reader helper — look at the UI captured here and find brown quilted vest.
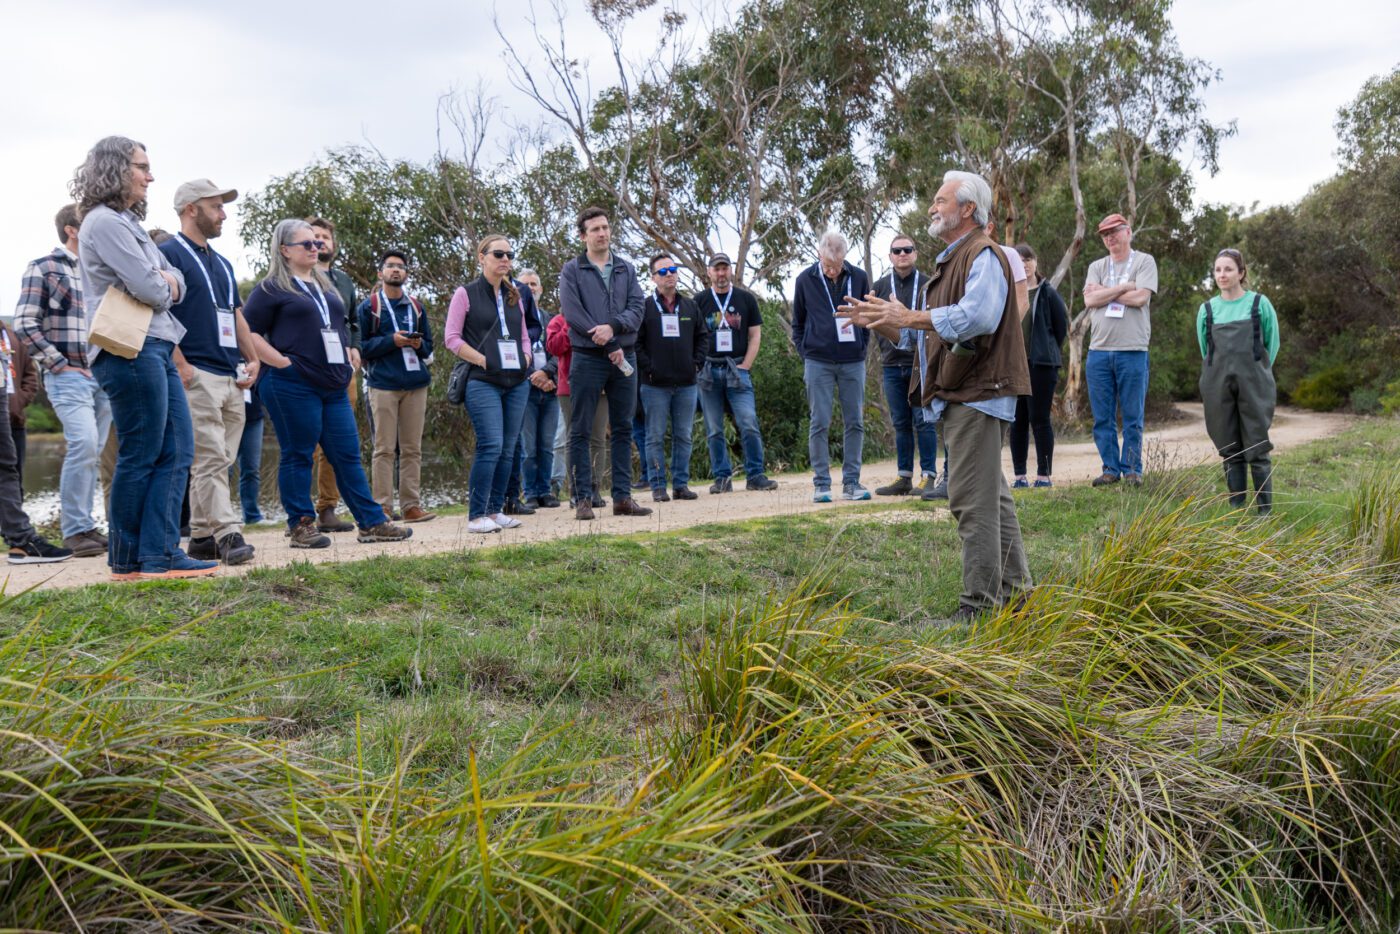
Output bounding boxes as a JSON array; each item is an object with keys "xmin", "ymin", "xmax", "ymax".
[{"xmin": 909, "ymin": 231, "xmax": 1032, "ymax": 406}]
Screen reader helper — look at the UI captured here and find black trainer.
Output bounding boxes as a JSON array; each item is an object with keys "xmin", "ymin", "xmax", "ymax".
[
  {"xmin": 8, "ymin": 536, "xmax": 74, "ymax": 565},
  {"xmin": 709, "ymin": 476, "xmax": 734, "ymax": 494},
  {"xmin": 745, "ymin": 474, "xmax": 778, "ymax": 491},
  {"xmin": 187, "ymin": 536, "xmax": 219, "ymax": 560},
  {"xmin": 216, "ymin": 532, "xmax": 255, "ymax": 566}
]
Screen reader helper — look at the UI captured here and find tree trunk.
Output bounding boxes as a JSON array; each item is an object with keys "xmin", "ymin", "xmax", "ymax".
[{"xmin": 1061, "ymin": 310, "xmax": 1091, "ymax": 419}]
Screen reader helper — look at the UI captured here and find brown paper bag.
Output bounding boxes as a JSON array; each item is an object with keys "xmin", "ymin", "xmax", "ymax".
[{"xmin": 89, "ymin": 287, "xmax": 152, "ymax": 359}]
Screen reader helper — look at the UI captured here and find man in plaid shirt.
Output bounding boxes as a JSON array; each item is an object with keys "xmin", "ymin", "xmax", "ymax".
[{"xmin": 12, "ymin": 203, "xmax": 111, "ymax": 557}]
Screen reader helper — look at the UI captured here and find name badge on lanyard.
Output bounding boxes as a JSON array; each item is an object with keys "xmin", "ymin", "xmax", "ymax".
[
  {"xmin": 382, "ymin": 291, "xmax": 422, "ymax": 371},
  {"xmin": 1105, "ymin": 253, "xmax": 1132, "ymax": 318},
  {"xmin": 297, "ymin": 279, "xmax": 345, "ymax": 364},
  {"xmin": 657, "ymin": 295, "xmax": 680, "ymax": 337},
  {"xmin": 0, "ymin": 333, "xmax": 12, "ymax": 395},
  {"xmin": 711, "ymin": 288, "xmax": 733, "ymax": 352},
  {"xmin": 176, "ymin": 234, "xmax": 239, "ymax": 347},
  {"xmin": 825, "ymin": 274, "xmax": 856, "ymax": 342},
  {"xmin": 495, "ymin": 288, "xmax": 521, "ymax": 369}
]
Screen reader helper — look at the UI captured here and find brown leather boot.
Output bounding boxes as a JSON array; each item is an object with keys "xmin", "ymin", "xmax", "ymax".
[
  {"xmin": 612, "ymin": 497, "xmax": 653, "ymax": 517},
  {"xmin": 316, "ymin": 507, "xmax": 354, "ymax": 532}
]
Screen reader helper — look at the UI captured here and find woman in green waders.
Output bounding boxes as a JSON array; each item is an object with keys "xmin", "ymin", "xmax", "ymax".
[{"xmin": 1197, "ymin": 248, "xmax": 1280, "ymax": 514}]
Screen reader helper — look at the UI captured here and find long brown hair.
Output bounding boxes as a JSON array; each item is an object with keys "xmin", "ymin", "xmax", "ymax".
[{"xmin": 478, "ymin": 234, "xmax": 520, "ymax": 307}]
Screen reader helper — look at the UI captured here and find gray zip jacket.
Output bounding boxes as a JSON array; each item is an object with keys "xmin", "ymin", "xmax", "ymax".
[
  {"xmin": 558, "ymin": 250, "xmax": 644, "ymax": 355},
  {"xmin": 78, "ymin": 205, "xmax": 186, "ymax": 356}
]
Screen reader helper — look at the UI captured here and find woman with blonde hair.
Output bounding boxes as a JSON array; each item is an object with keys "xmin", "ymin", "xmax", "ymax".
[{"xmin": 445, "ymin": 234, "xmax": 536, "ymax": 534}]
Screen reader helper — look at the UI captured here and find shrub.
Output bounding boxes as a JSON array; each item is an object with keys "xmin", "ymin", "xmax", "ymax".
[{"xmin": 1290, "ymin": 364, "xmax": 1354, "ymax": 410}]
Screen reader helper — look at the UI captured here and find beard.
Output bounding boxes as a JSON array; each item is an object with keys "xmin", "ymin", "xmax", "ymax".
[
  {"xmin": 928, "ymin": 211, "xmax": 955, "ymax": 239},
  {"xmin": 317, "ymin": 249, "xmax": 334, "ymax": 264},
  {"xmin": 195, "ymin": 212, "xmax": 222, "ymax": 240}
]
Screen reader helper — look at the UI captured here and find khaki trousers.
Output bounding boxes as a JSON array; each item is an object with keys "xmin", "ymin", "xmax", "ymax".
[
  {"xmin": 185, "ymin": 367, "xmax": 246, "ymax": 540},
  {"xmin": 941, "ymin": 402, "xmax": 1032, "ymax": 610},
  {"xmin": 313, "ymin": 376, "xmax": 359, "ymax": 511},
  {"xmin": 369, "ymin": 385, "xmax": 428, "ymax": 512}
]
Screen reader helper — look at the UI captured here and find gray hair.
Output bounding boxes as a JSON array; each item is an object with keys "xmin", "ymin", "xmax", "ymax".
[
  {"xmin": 943, "ymin": 170, "xmax": 993, "ymax": 227},
  {"xmin": 817, "ymin": 230, "xmax": 849, "ymax": 260},
  {"xmin": 517, "ymin": 266, "xmax": 539, "ymax": 280},
  {"xmin": 70, "ymin": 135, "xmax": 146, "ymax": 221},
  {"xmin": 264, "ymin": 219, "xmax": 332, "ymax": 296}
]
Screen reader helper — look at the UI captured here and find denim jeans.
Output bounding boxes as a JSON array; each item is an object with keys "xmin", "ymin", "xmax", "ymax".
[
  {"xmin": 633, "ymin": 388, "xmax": 651, "ymax": 489},
  {"xmin": 91, "ymin": 338, "xmax": 192, "ymax": 573},
  {"xmin": 232, "ymin": 416, "xmax": 265, "ymax": 523},
  {"xmin": 640, "ymin": 383, "xmax": 698, "ymax": 491},
  {"xmin": 43, "ymin": 367, "xmax": 113, "ymax": 538},
  {"xmin": 697, "ymin": 361, "xmax": 765, "ymax": 480},
  {"xmin": 1086, "ymin": 349, "xmax": 1149, "ymax": 478},
  {"xmin": 568, "ymin": 351, "xmax": 637, "ymax": 500},
  {"xmin": 804, "ymin": 358, "xmax": 865, "ymax": 491},
  {"xmin": 260, "ymin": 366, "xmax": 385, "ymax": 530},
  {"xmin": 881, "ymin": 364, "xmax": 938, "ymax": 478},
  {"xmin": 520, "ymin": 386, "xmax": 560, "ymax": 500},
  {"xmin": 464, "ymin": 377, "xmax": 530, "ymax": 519}
]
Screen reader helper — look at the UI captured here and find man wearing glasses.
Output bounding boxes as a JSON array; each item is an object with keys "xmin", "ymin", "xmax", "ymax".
[
  {"xmin": 160, "ymin": 179, "xmax": 260, "ymax": 565},
  {"xmin": 636, "ymin": 254, "xmax": 709, "ymax": 501},
  {"xmin": 872, "ymin": 235, "xmax": 942, "ymax": 499},
  {"xmin": 304, "ymin": 216, "xmax": 363, "ymax": 532}
]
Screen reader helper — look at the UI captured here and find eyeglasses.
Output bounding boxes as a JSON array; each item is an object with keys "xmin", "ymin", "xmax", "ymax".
[
  {"xmin": 484, "ymin": 249, "xmax": 515, "ymax": 260},
  {"xmin": 130, "ymin": 162, "xmax": 151, "ymax": 173},
  {"xmin": 890, "ymin": 246, "xmax": 916, "ymax": 255},
  {"xmin": 653, "ymin": 266, "xmax": 679, "ymax": 276},
  {"xmin": 285, "ymin": 240, "xmax": 325, "ymax": 251},
  {"xmin": 382, "ymin": 262, "xmax": 408, "ymax": 270}
]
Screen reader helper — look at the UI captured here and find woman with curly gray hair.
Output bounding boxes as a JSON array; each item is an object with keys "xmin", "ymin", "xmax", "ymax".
[{"xmin": 72, "ymin": 135, "xmax": 216, "ymax": 580}]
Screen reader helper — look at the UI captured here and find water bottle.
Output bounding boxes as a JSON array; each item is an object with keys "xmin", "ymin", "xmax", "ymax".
[{"xmin": 616, "ymin": 357, "xmax": 634, "ymax": 377}]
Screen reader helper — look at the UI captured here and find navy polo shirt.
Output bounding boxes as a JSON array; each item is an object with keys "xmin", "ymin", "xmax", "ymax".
[{"xmin": 159, "ymin": 233, "xmax": 243, "ymax": 377}]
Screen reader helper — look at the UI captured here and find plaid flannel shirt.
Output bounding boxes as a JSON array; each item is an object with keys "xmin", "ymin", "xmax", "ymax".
[{"xmin": 13, "ymin": 246, "xmax": 88, "ymax": 373}]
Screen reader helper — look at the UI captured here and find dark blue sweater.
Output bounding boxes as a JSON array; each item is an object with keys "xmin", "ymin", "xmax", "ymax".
[
  {"xmin": 791, "ymin": 261, "xmax": 871, "ymax": 363},
  {"xmin": 357, "ymin": 291, "xmax": 434, "ymax": 391}
]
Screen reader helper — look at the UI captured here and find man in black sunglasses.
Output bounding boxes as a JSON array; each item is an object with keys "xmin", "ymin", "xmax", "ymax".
[
  {"xmin": 636, "ymin": 254, "xmax": 709, "ymax": 501},
  {"xmin": 871, "ymin": 235, "xmax": 944, "ymax": 499}
]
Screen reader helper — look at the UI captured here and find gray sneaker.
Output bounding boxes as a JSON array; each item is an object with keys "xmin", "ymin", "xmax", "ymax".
[
  {"xmin": 920, "ymin": 474, "xmax": 949, "ymax": 501},
  {"xmin": 842, "ymin": 485, "xmax": 872, "ymax": 501}
]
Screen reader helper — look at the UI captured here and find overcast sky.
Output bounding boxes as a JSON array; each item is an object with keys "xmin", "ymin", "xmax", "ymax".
[{"xmin": 2, "ymin": 0, "xmax": 1397, "ymax": 315}]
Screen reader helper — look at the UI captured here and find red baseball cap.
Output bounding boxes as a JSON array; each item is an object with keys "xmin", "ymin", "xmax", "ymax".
[{"xmin": 1097, "ymin": 213, "xmax": 1129, "ymax": 234}]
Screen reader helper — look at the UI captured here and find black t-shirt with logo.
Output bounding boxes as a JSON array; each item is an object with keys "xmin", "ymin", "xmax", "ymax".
[{"xmin": 694, "ymin": 286, "xmax": 763, "ymax": 360}]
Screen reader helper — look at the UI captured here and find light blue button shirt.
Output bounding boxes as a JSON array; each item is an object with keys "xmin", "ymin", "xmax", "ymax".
[{"xmin": 915, "ymin": 234, "xmax": 1016, "ymax": 424}]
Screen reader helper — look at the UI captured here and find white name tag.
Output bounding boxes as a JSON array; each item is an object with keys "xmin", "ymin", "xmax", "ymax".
[
  {"xmin": 837, "ymin": 319, "xmax": 857, "ymax": 342},
  {"xmin": 661, "ymin": 314, "xmax": 680, "ymax": 338},
  {"xmin": 715, "ymin": 330, "xmax": 733, "ymax": 353},
  {"xmin": 216, "ymin": 309, "xmax": 237, "ymax": 348},
  {"xmin": 243, "ymin": 388, "xmax": 252, "ymax": 403},
  {"xmin": 1106, "ymin": 302, "xmax": 1126, "ymax": 319},
  {"xmin": 498, "ymin": 340, "xmax": 521, "ymax": 370},
  {"xmin": 322, "ymin": 328, "xmax": 346, "ymax": 364},
  {"xmin": 402, "ymin": 347, "xmax": 421, "ymax": 371}
]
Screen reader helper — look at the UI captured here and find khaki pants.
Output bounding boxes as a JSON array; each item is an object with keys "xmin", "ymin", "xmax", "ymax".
[
  {"xmin": 313, "ymin": 376, "xmax": 359, "ymax": 511},
  {"xmin": 369, "ymin": 385, "xmax": 428, "ymax": 512},
  {"xmin": 941, "ymin": 402, "xmax": 1032, "ymax": 610},
  {"xmin": 185, "ymin": 367, "xmax": 246, "ymax": 540},
  {"xmin": 558, "ymin": 393, "xmax": 608, "ymax": 499}
]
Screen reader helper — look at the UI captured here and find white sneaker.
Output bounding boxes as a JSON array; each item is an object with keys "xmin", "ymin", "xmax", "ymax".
[
  {"xmin": 467, "ymin": 516, "xmax": 501, "ymax": 534},
  {"xmin": 490, "ymin": 513, "xmax": 523, "ymax": 529}
]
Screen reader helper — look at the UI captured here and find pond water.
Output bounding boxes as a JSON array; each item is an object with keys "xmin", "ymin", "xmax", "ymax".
[{"xmin": 21, "ymin": 428, "xmax": 474, "ymax": 528}]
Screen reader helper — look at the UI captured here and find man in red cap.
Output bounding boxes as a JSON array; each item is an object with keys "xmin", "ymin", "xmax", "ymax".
[{"xmin": 1082, "ymin": 213, "xmax": 1157, "ymax": 487}]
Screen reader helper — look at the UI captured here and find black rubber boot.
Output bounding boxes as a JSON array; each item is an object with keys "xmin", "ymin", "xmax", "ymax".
[
  {"xmin": 1250, "ymin": 463, "xmax": 1273, "ymax": 516},
  {"xmin": 1225, "ymin": 462, "xmax": 1249, "ymax": 509}
]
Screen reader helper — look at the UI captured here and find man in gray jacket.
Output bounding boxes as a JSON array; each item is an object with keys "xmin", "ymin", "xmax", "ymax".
[{"xmin": 557, "ymin": 207, "xmax": 650, "ymax": 520}]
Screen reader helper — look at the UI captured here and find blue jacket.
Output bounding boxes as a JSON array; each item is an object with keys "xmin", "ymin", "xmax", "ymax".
[
  {"xmin": 558, "ymin": 251, "xmax": 645, "ymax": 356},
  {"xmin": 357, "ymin": 290, "xmax": 434, "ymax": 391},
  {"xmin": 791, "ymin": 260, "xmax": 871, "ymax": 363}
]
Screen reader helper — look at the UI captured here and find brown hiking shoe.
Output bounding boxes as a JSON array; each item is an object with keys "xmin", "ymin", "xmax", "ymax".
[
  {"xmin": 612, "ymin": 497, "xmax": 653, "ymax": 517},
  {"xmin": 288, "ymin": 516, "xmax": 331, "ymax": 549},
  {"xmin": 402, "ymin": 505, "xmax": 437, "ymax": 523},
  {"xmin": 357, "ymin": 522, "xmax": 412, "ymax": 543},
  {"xmin": 1091, "ymin": 472, "xmax": 1121, "ymax": 488},
  {"xmin": 63, "ymin": 531, "xmax": 106, "ymax": 558},
  {"xmin": 316, "ymin": 507, "xmax": 354, "ymax": 532},
  {"xmin": 575, "ymin": 501, "xmax": 595, "ymax": 520}
]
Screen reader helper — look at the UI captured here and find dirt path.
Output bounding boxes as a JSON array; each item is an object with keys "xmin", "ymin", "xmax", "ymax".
[{"xmin": 3, "ymin": 404, "xmax": 1351, "ymax": 593}]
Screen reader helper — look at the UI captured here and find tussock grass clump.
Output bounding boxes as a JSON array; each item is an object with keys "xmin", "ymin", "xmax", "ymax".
[{"xmin": 1347, "ymin": 465, "xmax": 1400, "ymax": 573}]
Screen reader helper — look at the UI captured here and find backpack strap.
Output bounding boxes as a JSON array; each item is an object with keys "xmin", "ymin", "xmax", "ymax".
[
  {"xmin": 1203, "ymin": 300, "xmax": 1215, "ymax": 366},
  {"xmin": 1250, "ymin": 292, "xmax": 1264, "ymax": 363}
]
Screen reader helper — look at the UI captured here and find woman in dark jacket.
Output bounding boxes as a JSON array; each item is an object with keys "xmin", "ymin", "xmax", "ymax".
[{"xmin": 1010, "ymin": 243, "xmax": 1068, "ymax": 488}]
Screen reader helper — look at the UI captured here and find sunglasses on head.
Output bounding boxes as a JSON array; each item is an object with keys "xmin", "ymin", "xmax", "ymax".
[
  {"xmin": 286, "ymin": 239, "xmax": 325, "ymax": 251},
  {"xmin": 484, "ymin": 249, "xmax": 515, "ymax": 260},
  {"xmin": 653, "ymin": 265, "xmax": 679, "ymax": 276},
  {"xmin": 890, "ymin": 246, "xmax": 916, "ymax": 255}
]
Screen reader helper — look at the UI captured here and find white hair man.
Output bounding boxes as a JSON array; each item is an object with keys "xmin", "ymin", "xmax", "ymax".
[
  {"xmin": 791, "ymin": 230, "xmax": 872, "ymax": 502},
  {"xmin": 839, "ymin": 170, "xmax": 1033, "ymax": 623}
]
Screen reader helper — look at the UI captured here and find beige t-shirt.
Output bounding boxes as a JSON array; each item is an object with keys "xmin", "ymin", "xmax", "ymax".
[{"xmin": 1085, "ymin": 251, "xmax": 1158, "ymax": 351}]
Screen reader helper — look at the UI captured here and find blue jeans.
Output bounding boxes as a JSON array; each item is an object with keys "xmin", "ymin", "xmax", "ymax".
[
  {"xmin": 91, "ymin": 338, "xmax": 192, "ymax": 573},
  {"xmin": 881, "ymin": 364, "xmax": 938, "ymax": 478},
  {"xmin": 804, "ymin": 358, "xmax": 865, "ymax": 491},
  {"xmin": 641, "ymin": 383, "xmax": 698, "ymax": 491},
  {"xmin": 1087, "ymin": 349, "xmax": 1149, "ymax": 477},
  {"xmin": 697, "ymin": 361, "xmax": 765, "ymax": 480},
  {"xmin": 465, "ymin": 377, "xmax": 530, "ymax": 519},
  {"xmin": 232, "ymin": 416, "xmax": 264, "ymax": 523},
  {"xmin": 568, "ymin": 351, "xmax": 637, "ymax": 500},
  {"xmin": 260, "ymin": 366, "xmax": 385, "ymax": 530},
  {"xmin": 633, "ymin": 389, "xmax": 651, "ymax": 489},
  {"xmin": 44, "ymin": 367, "xmax": 113, "ymax": 538},
  {"xmin": 520, "ymin": 386, "xmax": 560, "ymax": 500}
]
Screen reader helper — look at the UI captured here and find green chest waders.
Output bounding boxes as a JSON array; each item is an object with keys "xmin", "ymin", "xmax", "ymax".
[{"xmin": 1199, "ymin": 295, "xmax": 1276, "ymax": 513}]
